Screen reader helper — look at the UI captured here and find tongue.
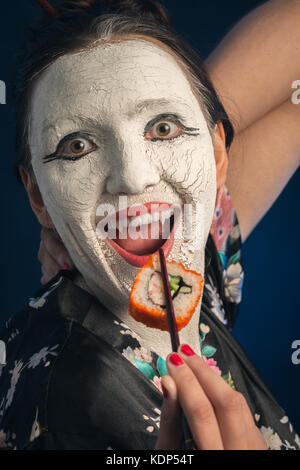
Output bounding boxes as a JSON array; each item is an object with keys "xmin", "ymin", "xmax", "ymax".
[{"xmin": 114, "ymin": 220, "xmax": 164, "ymax": 255}]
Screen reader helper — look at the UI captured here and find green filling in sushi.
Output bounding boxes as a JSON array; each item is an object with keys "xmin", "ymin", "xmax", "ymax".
[{"xmin": 149, "ymin": 271, "xmax": 192, "ymax": 307}]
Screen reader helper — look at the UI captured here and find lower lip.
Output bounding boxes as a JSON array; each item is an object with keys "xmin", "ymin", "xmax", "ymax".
[{"xmin": 105, "ymin": 221, "xmax": 175, "ymax": 267}]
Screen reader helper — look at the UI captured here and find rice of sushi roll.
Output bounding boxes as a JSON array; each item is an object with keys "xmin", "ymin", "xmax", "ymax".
[{"xmin": 129, "ymin": 253, "xmax": 204, "ymax": 331}]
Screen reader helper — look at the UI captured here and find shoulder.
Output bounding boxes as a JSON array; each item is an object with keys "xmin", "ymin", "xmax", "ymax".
[
  {"xmin": 0, "ymin": 273, "xmax": 90, "ymax": 449},
  {"xmin": 0, "ymin": 275, "xmax": 73, "ymax": 387},
  {"xmin": 0, "ymin": 273, "xmax": 158, "ymax": 450}
]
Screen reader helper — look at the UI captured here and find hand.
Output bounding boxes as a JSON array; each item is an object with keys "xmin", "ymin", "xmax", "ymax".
[
  {"xmin": 38, "ymin": 227, "xmax": 74, "ymax": 284},
  {"xmin": 156, "ymin": 345, "xmax": 268, "ymax": 450}
]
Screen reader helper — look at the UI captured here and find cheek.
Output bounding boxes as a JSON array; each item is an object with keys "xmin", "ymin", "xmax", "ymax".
[
  {"xmin": 32, "ymin": 157, "xmax": 104, "ymax": 219},
  {"xmin": 150, "ymin": 136, "xmax": 216, "ymax": 198}
]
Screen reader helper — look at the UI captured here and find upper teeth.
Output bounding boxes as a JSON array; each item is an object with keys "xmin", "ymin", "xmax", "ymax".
[{"xmin": 117, "ymin": 208, "xmax": 174, "ymax": 232}]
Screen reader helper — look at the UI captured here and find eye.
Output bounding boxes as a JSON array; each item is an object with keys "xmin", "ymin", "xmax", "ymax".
[
  {"xmin": 144, "ymin": 119, "xmax": 184, "ymax": 141},
  {"xmin": 58, "ymin": 135, "xmax": 98, "ymax": 158}
]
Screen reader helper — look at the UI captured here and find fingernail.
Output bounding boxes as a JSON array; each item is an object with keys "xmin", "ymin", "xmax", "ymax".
[
  {"xmin": 162, "ymin": 384, "xmax": 169, "ymax": 399},
  {"xmin": 169, "ymin": 353, "xmax": 184, "ymax": 366},
  {"xmin": 61, "ymin": 263, "xmax": 70, "ymax": 270},
  {"xmin": 181, "ymin": 344, "xmax": 195, "ymax": 357}
]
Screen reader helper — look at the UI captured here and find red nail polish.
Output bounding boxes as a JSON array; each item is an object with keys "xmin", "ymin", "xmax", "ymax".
[
  {"xmin": 181, "ymin": 344, "xmax": 195, "ymax": 357},
  {"xmin": 169, "ymin": 353, "xmax": 184, "ymax": 366},
  {"xmin": 162, "ymin": 385, "xmax": 168, "ymax": 399},
  {"xmin": 61, "ymin": 263, "xmax": 70, "ymax": 270}
]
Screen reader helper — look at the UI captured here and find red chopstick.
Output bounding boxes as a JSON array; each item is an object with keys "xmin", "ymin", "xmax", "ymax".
[
  {"xmin": 35, "ymin": 0, "xmax": 58, "ymax": 17},
  {"xmin": 158, "ymin": 247, "xmax": 196, "ymax": 450},
  {"xmin": 158, "ymin": 248, "xmax": 180, "ymax": 351}
]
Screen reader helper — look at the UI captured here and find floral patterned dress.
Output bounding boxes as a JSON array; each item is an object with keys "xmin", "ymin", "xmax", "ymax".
[{"xmin": 0, "ymin": 186, "xmax": 299, "ymax": 450}]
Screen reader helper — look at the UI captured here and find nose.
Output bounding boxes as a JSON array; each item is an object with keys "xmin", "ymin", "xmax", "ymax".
[{"xmin": 105, "ymin": 143, "xmax": 160, "ymax": 195}]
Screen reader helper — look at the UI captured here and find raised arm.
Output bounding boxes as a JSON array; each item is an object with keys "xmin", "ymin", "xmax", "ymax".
[{"xmin": 205, "ymin": 0, "xmax": 300, "ymax": 240}]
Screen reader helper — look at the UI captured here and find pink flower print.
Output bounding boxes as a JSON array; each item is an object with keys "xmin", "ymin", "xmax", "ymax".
[
  {"xmin": 203, "ymin": 357, "xmax": 222, "ymax": 376},
  {"xmin": 153, "ymin": 376, "xmax": 162, "ymax": 393},
  {"xmin": 210, "ymin": 184, "xmax": 235, "ymax": 252}
]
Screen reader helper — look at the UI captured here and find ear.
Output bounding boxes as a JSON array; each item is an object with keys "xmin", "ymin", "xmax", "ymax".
[
  {"xmin": 19, "ymin": 167, "xmax": 54, "ymax": 229},
  {"xmin": 213, "ymin": 122, "xmax": 228, "ymax": 189}
]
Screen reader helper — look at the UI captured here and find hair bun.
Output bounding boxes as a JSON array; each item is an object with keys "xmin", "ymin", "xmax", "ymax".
[{"xmin": 57, "ymin": 0, "xmax": 173, "ymax": 28}]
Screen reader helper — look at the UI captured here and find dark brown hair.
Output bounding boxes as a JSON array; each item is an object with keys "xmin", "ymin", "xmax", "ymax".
[{"xmin": 13, "ymin": 0, "xmax": 234, "ymax": 181}]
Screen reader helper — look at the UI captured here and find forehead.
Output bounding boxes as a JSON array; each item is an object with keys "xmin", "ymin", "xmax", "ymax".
[{"xmin": 30, "ymin": 39, "xmax": 200, "ymax": 126}]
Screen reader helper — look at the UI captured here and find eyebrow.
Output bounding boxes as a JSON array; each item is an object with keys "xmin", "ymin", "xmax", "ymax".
[
  {"xmin": 126, "ymin": 98, "xmax": 195, "ymax": 118},
  {"xmin": 41, "ymin": 97, "xmax": 195, "ymax": 134}
]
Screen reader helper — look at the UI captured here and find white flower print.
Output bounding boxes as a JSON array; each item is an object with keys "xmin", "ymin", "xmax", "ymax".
[
  {"xmin": 224, "ymin": 262, "xmax": 244, "ymax": 304},
  {"xmin": 119, "ymin": 322, "xmax": 131, "ymax": 330},
  {"xmin": 6, "ymin": 360, "xmax": 24, "ymax": 410},
  {"xmin": 153, "ymin": 376, "xmax": 162, "ymax": 393},
  {"xmin": 120, "ymin": 328, "xmax": 141, "ymax": 341},
  {"xmin": 280, "ymin": 416, "xmax": 289, "ymax": 424},
  {"xmin": 29, "ymin": 408, "xmax": 41, "ymax": 443},
  {"xmin": 27, "ymin": 345, "xmax": 59, "ymax": 369},
  {"xmin": 200, "ymin": 323, "xmax": 210, "ymax": 334},
  {"xmin": 0, "ymin": 397, "xmax": 4, "ymax": 417},
  {"xmin": 143, "ymin": 407, "xmax": 161, "ymax": 432},
  {"xmin": 0, "ymin": 340, "xmax": 6, "ymax": 365},
  {"xmin": 133, "ymin": 347, "xmax": 152, "ymax": 363},
  {"xmin": 116, "ymin": 319, "xmax": 158, "ymax": 358},
  {"xmin": 28, "ymin": 277, "xmax": 63, "ymax": 309},
  {"xmin": 260, "ymin": 426, "xmax": 283, "ymax": 450},
  {"xmin": 229, "ymin": 225, "xmax": 241, "ymax": 242},
  {"xmin": 282, "ymin": 440, "xmax": 297, "ymax": 450},
  {"xmin": 205, "ymin": 276, "xmax": 227, "ymax": 325},
  {"xmin": 29, "ymin": 297, "xmax": 47, "ymax": 309},
  {"xmin": 0, "ymin": 343, "xmax": 60, "ymax": 423},
  {"xmin": 278, "ymin": 415, "xmax": 299, "ymax": 449},
  {"xmin": 122, "ymin": 346, "xmax": 137, "ymax": 367},
  {"xmin": 122, "ymin": 346, "xmax": 152, "ymax": 365},
  {"xmin": 7, "ymin": 329, "xmax": 19, "ymax": 343},
  {"xmin": 295, "ymin": 434, "xmax": 300, "ymax": 449},
  {"xmin": 0, "ymin": 429, "xmax": 13, "ymax": 449}
]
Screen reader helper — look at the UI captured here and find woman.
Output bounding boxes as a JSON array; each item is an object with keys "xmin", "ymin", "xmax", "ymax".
[{"xmin": 0, "ymin": 0, "xmax": 299, "ymax": 450}]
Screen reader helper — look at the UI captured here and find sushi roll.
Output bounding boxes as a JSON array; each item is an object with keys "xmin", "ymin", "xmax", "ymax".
[{"xmin": 129, "ymin": 254, "xmax": 204, "ymax": 332}]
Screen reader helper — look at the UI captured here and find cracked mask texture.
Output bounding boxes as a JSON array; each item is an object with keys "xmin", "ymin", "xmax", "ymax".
[{"xmin": 29, "ymin": 39, "xmax": 217, "ymax": 357}]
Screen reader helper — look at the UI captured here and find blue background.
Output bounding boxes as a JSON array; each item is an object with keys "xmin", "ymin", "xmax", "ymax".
[{"xmin": 0, "ymin": 1, "xmax": 299, "ymax": 431}]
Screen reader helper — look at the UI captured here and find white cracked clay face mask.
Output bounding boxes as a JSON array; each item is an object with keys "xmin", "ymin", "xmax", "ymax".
[{"xmin": 29, "ymin": 38, "xmax": 217, "ymax": 357}]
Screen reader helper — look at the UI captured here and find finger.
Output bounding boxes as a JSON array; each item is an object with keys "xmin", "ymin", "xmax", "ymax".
[
  {"xmin": 41, "ymin": 261, "xmax": 60, "ymax": 284},
  {"xmin": 39, "ymin": 240, "xmax": 61, "ymax": 280},
  {"xmin": 241, "ymin": 402, "xmax": 268, "ymax": 450},
  {"xmin": 41, "ymin": 227, "xmax": 73, "ymax": 269},
  {"xmin": 247, "ymin": 426, "xmax": 268, "ymax": 450},
  {"xmin": 39, "ymin": 241, "xmax": 61, "ymax": 281},
  {"xmin": 155, "ymin": 375, "xmax": 183, "ymax": 450},
  {"xmin": 166, "ymin": 353, "xmax": 224, "ymax": 450},
  {"xmin": 178, "ymin": 345, "xmax": 249, "ymax": 450}
]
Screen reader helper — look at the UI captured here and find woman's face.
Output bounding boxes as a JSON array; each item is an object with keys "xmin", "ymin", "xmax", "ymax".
[{"xmin": 28, "ymin": 38, "xmax": 220, "ymax": 308}]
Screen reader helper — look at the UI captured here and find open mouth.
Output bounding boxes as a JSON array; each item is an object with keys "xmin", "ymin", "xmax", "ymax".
[{"xmin": 95, "ymin": 201, "xmax": 180, "ymax": 267}]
